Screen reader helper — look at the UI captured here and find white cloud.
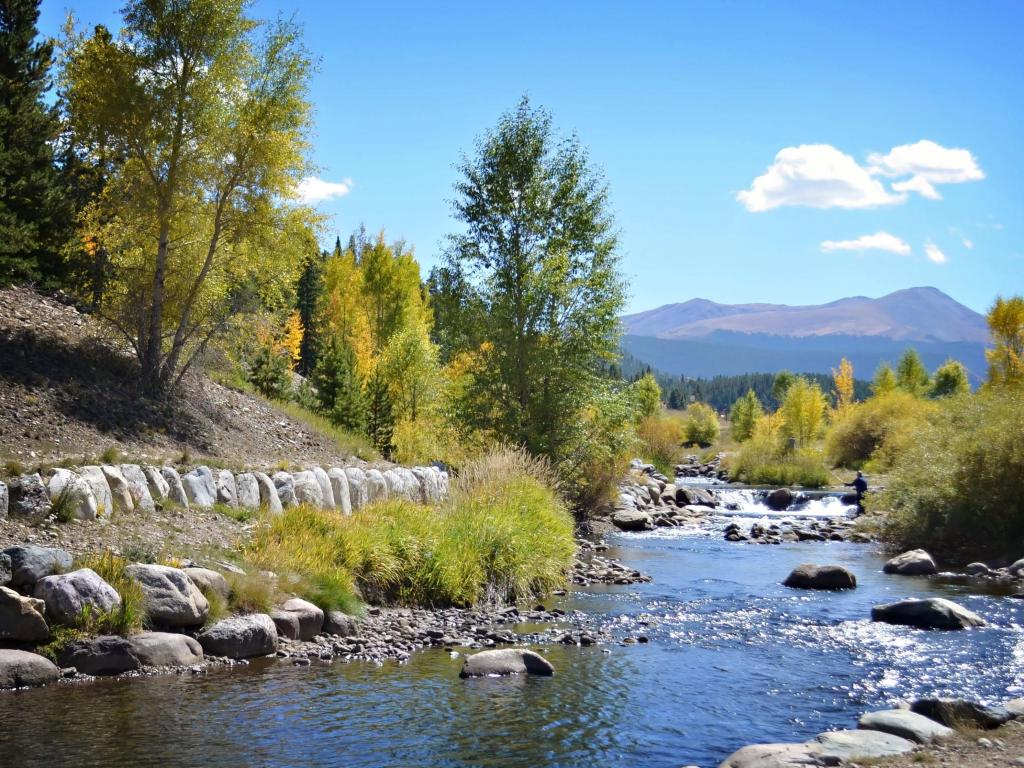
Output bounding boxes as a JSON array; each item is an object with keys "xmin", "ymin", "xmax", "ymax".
[
  {"xmin": 892, "ymin": 175, "xmax": 941, "ymax": 200},
  {"xmin": 737, "ymin": 144, "xmax": 905, "ymax": 212},
  {"xmin": 962, "ymin": 237, "xmax": 974, "ymax": 249},
  {"xmin": 821, "ymin": 231, "xmax": 912, "ymax": 255},
  {"xmin": 925, "ymin": 242, "xmax": 948, "ymax": 264},
  {"xmin": 296, "ymin": 176, "xmax": 353, "ymax": 203},
  {"xmin": 868, "ymin": 140, "xmax": 984, "ymax": 200}
]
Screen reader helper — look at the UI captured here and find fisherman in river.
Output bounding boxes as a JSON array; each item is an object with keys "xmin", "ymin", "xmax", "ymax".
[{"xmin": 844, "ymin": 471, "xmax": 868, "ymax": 515}]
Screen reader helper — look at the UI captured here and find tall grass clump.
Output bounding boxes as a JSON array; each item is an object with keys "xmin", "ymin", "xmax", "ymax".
[
  {"xmin": 73, "ymin": 551, "xmax": 145, "ymax": 635},
  {"xmin": 825, "ymin": 391, "xmax": 937, "ymax": 470},
  {"xmin": 245, "ymin": 447, "xmax": 575, "ymax": 609},
  {"xmin": 877, "ymin": 387, "xmax": 1024, "ymax": 560}
]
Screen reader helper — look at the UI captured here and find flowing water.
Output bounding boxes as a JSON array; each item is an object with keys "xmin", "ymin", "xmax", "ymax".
[{"xmin": 3, "ymin": 495, "xmax": 1022, "ymax": 768}]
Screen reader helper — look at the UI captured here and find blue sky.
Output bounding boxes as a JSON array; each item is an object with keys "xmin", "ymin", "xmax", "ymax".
[{"xmin": 39, "ymin": 1, "xmax": 1024, "ymax": 314}]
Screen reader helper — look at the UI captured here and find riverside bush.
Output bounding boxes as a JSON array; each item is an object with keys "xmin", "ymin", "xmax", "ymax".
[
  {"xmin": 636, "ymin": 411, "xmax": 685, "ymax": 476},
  {"xmin": 878, "ymin": 387, "xmax": 1024, "ymax": 559},
  {"xmin": 683, "ymin": 403, "xmax": 720, "ymax": 447},
  {"xmin": 245, "ymin": 448, "xmax": 575, "ymax": 608},
  {"xmin": 824, "ymin": 391, "xmax": 937, "ymax": 470},
  {"xmin": 726, "ymin": 436, "xmax": 829, "ymax": 487},
  {"xmin": 74, "ymin": 551, "xmax": 145, "ymax": 636}
]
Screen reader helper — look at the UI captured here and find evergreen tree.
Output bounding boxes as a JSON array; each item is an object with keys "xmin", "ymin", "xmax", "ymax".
[
  {"xmin": 896, "ymin": 348, "xmax": 930, "ymax": 396},
  {"xmin": 872, "ymin": 362, "xmax": 898, "ymax": 396},
  {"xmin": 729, "ymin": 389, "xmax": 764, "ymax": 442},
  {"xmin": 931, "ymin": 358, "xmax": 970, "ymax": 397},
  {"xmin": 311, "ymin": 337, "xmax": 366, "ymax": 433},
  {"xmin": 364, "ymin": 368, "xmax": 395, "ymax": 457},
  {"xmin": 0, "ymin": 0, "xmax": 64, "ymax": 284},
  {"xmin": 295, "ymin": 249, "xmax": 325, "ymax": 376}
]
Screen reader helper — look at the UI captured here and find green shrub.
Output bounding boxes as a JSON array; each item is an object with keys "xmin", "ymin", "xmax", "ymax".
[
  {"xmin": 225, "ymin": 570, "xmax": 278, "ymax": 615},
  {"xmin": 824, "ymin": 391, "xmax": 937, "ymax": 470},
  {"xmin": 212, "ymin": 501, "xmax": 256, "ymax": 523},
  {"xmin": 683, "ymin": 403, "xmax": 720, "ymax": 447},
  {"xmin": 877, "ymin": 387, "xmax": 1024, "ymax": 560},
  {"xmin": 726, "ymin": 436, "xmax": 829, "ymax": 487},
  {"xmin": 636, "ymin": 411, "xmax": 685, "ymax": 476}
]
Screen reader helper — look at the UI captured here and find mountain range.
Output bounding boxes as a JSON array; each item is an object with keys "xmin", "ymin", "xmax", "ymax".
[{"xmin": 620, "ymin": 287, "xmax": 990, "ymax": 382}]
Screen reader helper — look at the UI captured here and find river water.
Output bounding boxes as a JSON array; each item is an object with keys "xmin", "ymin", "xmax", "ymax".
[{"xmin": 3, "ymin": 497, "xmax": 1022, "ymax": 768}]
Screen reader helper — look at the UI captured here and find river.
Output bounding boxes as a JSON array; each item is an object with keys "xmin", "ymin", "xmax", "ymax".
[{"xmin": 2, "ymin": 496, "xmax": 1021, "ymax": 768}]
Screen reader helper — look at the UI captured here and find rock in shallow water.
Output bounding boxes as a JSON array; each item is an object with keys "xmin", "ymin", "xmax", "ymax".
[
  {"xmin": 883, "ymin": 548, "xmax": 937, "ymax": 575},
  {"xmin": 910, "ymin": 698, "xmax": 1015, "ymax": 729},
  {"xmin": 197, "ymin": 613, "xmax": 278, "ymax": 659},
  {"xmin": 612, "ymin": 508, "xmax": 653, "ymax": 531},
  {"xmin": 813, "ymin": 729, "xmax": 916, "ymax": 761},
  {"xmin": 858, "ymin": 709, "xmax": 954, "ymax": 744},
  {"xmin": 459, "ymin": 648, "xmax": 554, "ymax": 678},
  {"xmin": 782, "ymin": 563, "xmax": 856, "ymax": 590},
  {"xmin": 57, "ymin": 635, "xmax": 141, "ymax": 676},
  {"xmin": 871, "ymin": 597, "xmax": 985, "ymax": 630},
  {"xmin": 129, "ymin": 632, "xmax": 204, "ymax": 667},
  {"xmin": 0, "ymin": 649, "xmax": 60, "ymax": 689},
  {"xmin": 717, "ymin": 742, "xmax": 825, "ymax": 767}
]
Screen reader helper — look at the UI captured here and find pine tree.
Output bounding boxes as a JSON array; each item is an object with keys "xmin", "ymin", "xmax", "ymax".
[
  {"xmin": 311, "ymin": 337, "xmax": 366, "ymax": 433},
  {"xmin": 896, "ymin": 348, "xmax": 930, "ymax": 396},
  {"xmin": 365, "ymin": 368, "xmax": 395, "ymax": 458},
  {"xmin": 295, "ymin": 249, "xmax": 325, "ymax": 376},
  {"xmin": 0, "ymin": 0, "xmax": 64, "ymax": 284}
]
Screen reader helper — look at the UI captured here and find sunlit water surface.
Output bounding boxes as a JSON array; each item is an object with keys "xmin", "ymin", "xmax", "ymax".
[{"xmin": 3, "ymin": 521, "xmax": 1022, "ymax": 768}]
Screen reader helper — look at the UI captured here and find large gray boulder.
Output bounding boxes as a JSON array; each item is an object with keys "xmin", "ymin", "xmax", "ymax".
[
  {"xmin": 271, "ymin": 597, "xmax": 324, "ymax": 641},
  {"xmin": 120, "ymin": 464, "xmax": 156, "ymax": 514},
  {"xmin": 0, "ymin": 649, "xmax": 59, "ymax": 689},
  {"xmin": 383, "ymin": 468, "xmax": 420, "ymax": 501},
  {"xmin": 129, "ymin": 632, "xmax": 203, "ymax": 667},
  {"xmin": 872, "ymin": 597, "xmax": 985, "ymax": 630},
  {"xmin": 612, "ymin": 508, "xmax": 653, "ymax": 531},
  {"xmin": 327, "ymin": 468, "xmax": 352, "ymax": 515},
  {"xmin": 253, "ymin": 471, "xmax": 282, "ymax": 514},
  {"xmin": 766, "ymin": 488, "xmax": 794, "ymax": 511},
  {"xmin": 858, "ymin": 709, "xmax": 955, "ymax": 744},
  {"xmin": 292, "ymin": 470, "xmax": 323, "ymax": 508},
  {"xmin": 344, "ymin": 467, "xmax": 367, "ymax": 510},
  {"xmin": 183, "ymin": 567, "xmax": 229, "ymax": 601},
  {"xmin": 312, "ymin": 467, "xmax": 335, "ymax": 509},
  {"xmin": 197, "ymin": 613, "xmax": 278, "ymax": 658},
  {"xmin": 0, "ymin": 480, "xmax": 7, "ymax": 519},
  {"xmin": 323, "ymin": 610, "xmax": 358, "ymax": 636},
  {"xmin": 78, "ymin": 465, "xmax": 114, "ymax": 517},
  {"xmin": 47, "ymin": 468, "xmax": 98, "ymax": 520},
  {"xmin": 159, "ymin": 466, "xmax": 189, "ymax": 509},
  {"xmin": 101, "ymin": 465, "xmax": 134, "ymax": 513},
  {"xmin": 0, "ymin": 585, "xmax": 49, "ymax": 642},
  {"xmin": 883, "ymin": 549, "xmax": 937, "ymax": 575},
  {"xmin": 125, "ymin": 563, "xmax": 209, "ymax": 628},
  {"xmin": 459, "ymin": 648, "xmax": 554, "ymax": 678},
  {"xmin": 910, "ymin": 698, "xmax": 1015, "ymax": 729},
  {"xmin": 364, "ymin": 469, "xmax": 388, "ymax": 505},
  {"xmin": 182, "ymin": 466, "xmax": 217, "ymax": 509},
  {"xmin": 57, "ymin": 635, "xmax": 141, "ymax": 676},
  {"xmin": 676, "ymin": 485, "xmax": 716, "ymax": 507},
  {"xmin": 2, "ymin": 545, "xmax": 73, "ymax": 589},
  {"xmin": 9, "ymin": 473, "xmax": 51, "ymax": 516},
  {"xmin": 783, "ymin": 564, "xmax": 856, "ymax": 590},
  {"xmin": 215, "ymin": 469, "xmax": 238, "ymax": 507},
  {"xmin": 718, "ymin": 743, "xmax": 825, "ymax": 768},
  {"xmin": 272, "ymin": 472, "xmax": 296, "ymax": 508},
  {"xmin": 813, "ymin": 729, "xmax": 916, "ymax": 761},
  {"xmin": 142, "ymin": 465, "xmax": 170, "ymax": 503},
  {"xmin": 235, "ymin": 473, "xmax": 260, "ymax": 509},
  {"xmin": 34, "ymin": 568, "xmax": 121, "ymax": 625}
]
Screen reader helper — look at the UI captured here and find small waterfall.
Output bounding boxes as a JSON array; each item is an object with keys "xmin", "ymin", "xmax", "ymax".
[{"xmin": 712, "ymin": 488, "xmax": 855, "ymax": 519}]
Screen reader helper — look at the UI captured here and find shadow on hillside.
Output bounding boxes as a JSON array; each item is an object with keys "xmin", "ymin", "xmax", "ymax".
[{"xmin": 0, "ymin": 327, "xmax": 212, "ymax": 449}]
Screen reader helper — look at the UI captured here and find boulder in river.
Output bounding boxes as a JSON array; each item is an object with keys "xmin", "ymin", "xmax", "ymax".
[
  {"xmin": 57, "ymin": 635, "xmax": 141, "ymax": 676},
  {"xmin": 783, "ymin": 563, "xmax": 857, "ymax": 590},
  {"xmin": 47, "ymin": 468, "xmax": 97, "ymax": 520},
  {"xmin": 964, "ymin": 562, "xmax": 991, "ymax": 576},
  {"xmin": 813, "ymin": 729, "xmax": 916, "ymax": 761},
  {"xmin": 0, "ymin": 585, "xmax": 49, "ymax": 642},
  {"xmin": 459, "ymin": 648, "xmax": 554, "ymax": 678},
  {"xmin": 33, "ymin": 568, "xmax": 121, "ymax": 625},
  {"xmin": 858, "ymin": 709, "xmax": 954, "ymax": 744},
  {"xmin": 883, "ymin": 549, "xmax": 937, "ymax": 575},
  {"xmin": 718, "ymin": 742, "xmax": 825, "ymax": 768},
  {"xmin": 766, "ymin": 488, "xmax": 793, "ymax": 511},
  {"xmin": 0, "ymin": 649, "xmax": 60, "ymax": 689},
  {"xmin": 612, "ymin": 509, "xmax": 653, "ymax": 531},
  {"xmin": 2, "ymin": 544, "xmax": 73, "ymax": 589},
  {"xmin": 197, "ymin": 613, "xmax": 278, "ymax": 658},
  {"xmin": 128, "ymin": 631, "xmax": 204, "ymax": 667},
  {"xmin": 125, "ymin": 563, "xmax": 209, "ymax": 628},
  {"xmin": 871, "ymin": 597, "xmax": 984, "ymax": 630},
  {"xmin": 676, "ymin": 486, "xmax": 715, "ymax": 507},
  {"xmin": 910, "ymin": 698, "xmax": 1015, "ymax": 730}
]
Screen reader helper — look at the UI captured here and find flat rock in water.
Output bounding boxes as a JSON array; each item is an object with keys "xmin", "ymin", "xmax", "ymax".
[
  {"xmin": 197, "ymin": 613, "xmax": 278, "ymax": 659},
  {"xmin": 871, "ymin": 597, "xmax": 985, "ymax": 630},
  {"xmin": 883, "ymin": 549, "xmax": 937, "ymax": 575},
  {"xmin": 911, "ymin": 698, "xmax": 1015, "ymax": 729},
  {"xmin": 783, "ymin": 563, "xmax": 857, "ymax": 590},
  {"xmin": 460, "ymin": 648, "xmax": 554, "ymax": 678},
  {"xmin": 612, "ymin": 508, "xmax": 653, "ymax": 531},
  {"xmin": 717, "ymin": 742, "xmax": 824, "ymax": 768},
  {"xmin": 0, "ymin": 649, "xmax": 60, "ymax": 689},
  {"xmin": 858, "ymin": 709, "xmax": 955, "ymax": 743},
  {"xmin": 129, "ymin": 632, "xmax": 204, "ymax": 667},
  {"xmin": 813, "ymin": 729, "xmax": 916, "ymax": 761},
  {"xmin": 57, "ymin": 635, "xmax": 141, "ymax": 676}
]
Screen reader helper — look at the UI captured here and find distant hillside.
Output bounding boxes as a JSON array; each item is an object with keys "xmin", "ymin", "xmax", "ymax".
[{"xmin": 621, "ymin": 287, "xmax": 989, "ymax": 382}]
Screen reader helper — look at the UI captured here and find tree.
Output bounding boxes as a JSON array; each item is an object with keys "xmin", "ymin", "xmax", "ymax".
[
  {"xmin": 0, "ymin": 0, "xmax": 65, "ymax": 284},
  {"xmin": 930, "ymin": 359, "xmax": 970, "ymax": 398},
  {"xmin": 61, "ymin": 0, "xmax": 316, "ymax": 397},
  {"xmin": 441, "ymin": 96, "xmax": 624, "ymax": 462},
  {"xmin": 295, "ymin": 248, "xmax": 325, "ymax": 376},
  {"xmin": 896, "ymin": 348, "xmax": 930, "ymax": 396},
  {"xmin": 986, "ymin": 295, "xmax": 1024, "ymax": 387},
  {"xmin": 779, "ymin": 377, "xmax": 827, "ymax": 446},
  {"xmin": 378, "ymin": 324, "xmax": 440, "ymax": 423},
  {"xmin": 872, "ymin": 362, "xmax": 897, "ymax": 396},
  {"xmin": 831, "ymin": 357, "xmax": 855, "ymax": 411},
  {"xmin": 729, "ymin": 389, "xmax": 764, "ymax": 442},
  {"xmin": 683, "ymin": 402, "xmax": 719, "ymax": 447},
  {"xmin": 311, "ymin": 336, "xmax": 365, "ymax": 432},
  {"xmin": 365, "ymin": 367, "xmax": 395, "ymax": 458},
  {"xmin": 280, "ymin": 311, "xmax": 303, "ymax": 371},
  {"xmin": 630, "ymin": 372, "xmax": 662, "ymax": 421},
  {"xmin": 772, "ymin": 370, "xmax": 796, "ymax": 404}
]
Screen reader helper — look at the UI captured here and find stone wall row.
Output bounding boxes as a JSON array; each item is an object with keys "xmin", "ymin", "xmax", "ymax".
[{"xmin": 0, "ymin": 464, "xmax": 449, "ymax": 520}]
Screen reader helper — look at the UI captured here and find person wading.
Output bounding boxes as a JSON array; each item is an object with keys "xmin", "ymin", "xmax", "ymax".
[{"xmin": 844, "ymin": 471, "xmax": 868, "ymax": 515}]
